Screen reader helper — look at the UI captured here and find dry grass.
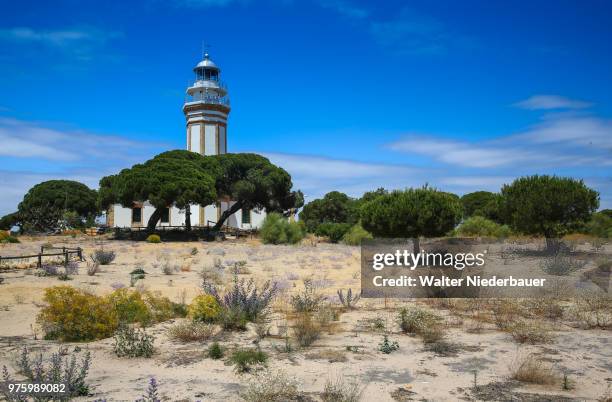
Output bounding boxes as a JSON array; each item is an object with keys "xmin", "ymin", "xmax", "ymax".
[
  {"xmin": 510, "ymin": 354, "xmax": 557, "ymax": 385},
  {"xmin": 293, "ymin": 312, "xmax": 322, "ymax": 347},
  {"xmin": 508, "ymin": 320, "xmax": 554, "ymax": 344},
  {"xmin": 167, "ymin": 320, "xmax": 217, "ymax": 342}
]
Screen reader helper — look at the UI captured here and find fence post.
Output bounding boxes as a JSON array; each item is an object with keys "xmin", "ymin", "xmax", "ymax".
[
  {"xmin": 64, "ymin": 251, "xmax": 68, "ymax": 267},
  {"xmin": 37, "ymin": 254, "xmax": 42, "ymax": 268},
  {"xmin": 78, "ymin": 248, "xmax": 83, "ymax": 261}
]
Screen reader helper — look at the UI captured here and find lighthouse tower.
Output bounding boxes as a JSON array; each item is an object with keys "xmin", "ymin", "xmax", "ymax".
[{"xmin": 184, "ymin": 53, "xmax": 229, "ymax": 155}]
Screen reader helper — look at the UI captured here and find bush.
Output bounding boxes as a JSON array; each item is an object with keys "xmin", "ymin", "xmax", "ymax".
[
  {"xmin": 143, "ymin": 291, "xmax": 182, "ymax": 322},
  {"xmin": 378, "ymin": 335, "xmax": 399, "ymax": 354},
  {"xmin": 167, "ymin": 321, "xmax": 216, "ymax": 342},
  {"xmin": 208, "ymin": 342, "xmax": 224, "ymax": 359},
  {"xmin": 242, "ymin": 369, "xmax": 299, "ymax": 402},
  {"xmin": 321, "ymin": 374, "xmax": 362, "ymax": 402},
  {"xmin": 0, "ymin": 232, "xmax": 19, "ymax": 243},
  {"xmin": 337, "ymin": 288, "xmax": 360, "ymax": 309},
  {"xmin": 293, "ymin": 312, "xmax": 322, "ymax": 347},
  {"xmin": 260, "ymin": 213, "xmax": 304, "ymax": 244},
  {"xmin": 105, "ymin": 288, "xmax": 151, "ymax": 325},
  {"xmin": 202, "ymin": 274, "xmax": 277, "ymax": 329},
  {"xmin": 187, "ymin": 294, "xmax": 221, "ymax": 322},
  {"xmin": 291, "ymin": 280, "xmax": 325, "ymax": 313},
  {"xmin": 508, "ymin": 320, "xmax": 554, "ymax": 344},
  {"xmin": 113, "ymin": 325, "xmax": 155, "ymax": 358},
  {"xmin": 586, "ymin": 211, "xmax": 612, "ymax": 238},
  {"xmin": 1, "ymin": 347, "xmax": 91, "ymax": 398},
  {"xmin": 230, "ymin": 348, "xmax": 268, "ymax": 372},
  {"xmin": 38, "ymin": 286, "xmax": 118, "ymax": 341},
  {"xmin": 92, "ymin": 249, "xmax": 116, "ymax": 265},
  {"xmin": 342, "ymin": 223, "xmax": 372, "ymax": 245},
  {"xmin": 540, "ymin": 252, "xmax": 585, "ymax": 276},
  {"xmin": 455, "ymin": 216, "xmax": 512, "ymax": 238},
  {"xmin": 315, "ymin": 222, "xmax": 351, "ymax": 243},
  {"xmin": 146, "ymin": 234, "xmax": 161, "ymax": 243},
  {"xmin": 397, "ymin": 307, "xmax": 441, "ymax": 335}
]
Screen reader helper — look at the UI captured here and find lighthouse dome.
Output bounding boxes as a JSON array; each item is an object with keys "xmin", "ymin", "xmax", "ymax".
[{"xmin": 195, "ymin": 53, "xmax": 219, "ymax": 71}]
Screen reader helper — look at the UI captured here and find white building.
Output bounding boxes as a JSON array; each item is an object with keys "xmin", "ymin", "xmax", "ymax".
[{"xmin": 107, "ymin": 53, "xmax": 266, "ymax": 230}]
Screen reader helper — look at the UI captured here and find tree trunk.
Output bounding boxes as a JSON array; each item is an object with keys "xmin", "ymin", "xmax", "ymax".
[
  {"xmin": 212, "ymin": 201, "xmax": 244, "ymax": 231},
  {"xmin": 185, "ymin": 205, "xmax": 192, "ymax": 231},
  {"xmin": 413, "ymin": 237, "xmax": 421, "ymax": 256},
  {"xmin": 545, "ymin": 237, "xmax": 559, "ymax": 255},
  {"xmin": 147, "ymin": 207, "xmax": 163, "ymax": 231}
]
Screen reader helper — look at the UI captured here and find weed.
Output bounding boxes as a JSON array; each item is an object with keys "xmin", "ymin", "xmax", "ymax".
[
  {"xmin": 242, "ymin": 369, "xmax": 299, "ymax": 402},
  {"xmin": 397, "ymin": 307, "xmax": 441, "ymax": 335},
  {"xmin": 291, "ymin": 279, "xmax": 325, "ymax": 313},
  {"xmin": 293, "ymin": 312, "xmax": 322, "ymax": 347},
  {"xmin": 146, "ymin": 234, "xmax": 161, "ymax": 243},
  {"xmin": 378, "ymin": 335, "xmax": 399, "ymax": 354},
  {"xmin": 337, "ymin": 288, "xmax": 360, "ymax": 310},
  {"xmin": 230, "ymin": 348, "xmax": 268, "ymax": 372},
  {"xmin": 508, "ymin": 321, "xmax": 554, "ymax": 344},
  {"xmin": 208, "ymin": 342, "xmax": 224, "ymax": 359},
  {"xmin": 167, "ymin": 321, "xmax": 216, "ymax": 342},
  {"xmin": 510, "ymin": 354, "xmax": 557, "ymax": 385},
  {"xmin": 321, "ymin": 374, "xmax": 362, "ymax": 402},
  {"xmin": 113, "ymin": 326, "xmax": 155, "ymax": 358},
  {"xmin": 187, "ymin": 294, "xmax": 221, "ymax": 322},
  {"xmin": 92, "ymin": 249, "xmax": 116, "ymax": 265}
]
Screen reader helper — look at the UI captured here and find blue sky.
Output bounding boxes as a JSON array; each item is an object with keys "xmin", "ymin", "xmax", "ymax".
[{"xmin": 0, "ymin": 0, "xmax": 611, "ymax": 215}]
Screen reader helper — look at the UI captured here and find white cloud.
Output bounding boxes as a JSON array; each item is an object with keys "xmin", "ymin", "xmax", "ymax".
[{"xmin": 514, "ymin": 95, "xmax": 592, "ymax": 110}]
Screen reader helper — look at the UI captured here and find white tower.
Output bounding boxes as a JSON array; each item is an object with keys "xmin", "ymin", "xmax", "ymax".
[{"xmin": 183, "ymin": 53, "xmax": 229, "ymax": 155}]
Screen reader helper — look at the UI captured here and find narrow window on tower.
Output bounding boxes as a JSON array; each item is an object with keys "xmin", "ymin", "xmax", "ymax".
[
  {"xmin": 241, "ymin": 208, "xmax": 251, "ymax": 225},
  {"xmin": 132, "ymin": 207, "xmax": 142, "ymax": 224},
  {"xmin": 161, "ymin": 208, "xmax": 170, "ymax": 224}
]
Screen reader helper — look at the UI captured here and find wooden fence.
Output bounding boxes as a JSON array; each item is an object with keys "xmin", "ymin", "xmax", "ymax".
[{"xmin": 0, "ymin": 245, "xmax": 84, "ymax": 268}]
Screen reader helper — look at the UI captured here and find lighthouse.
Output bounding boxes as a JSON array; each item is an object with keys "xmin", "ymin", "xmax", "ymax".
[{"xmin": 184, "ymin": 52, "xmax": 229, "ymax": 155}]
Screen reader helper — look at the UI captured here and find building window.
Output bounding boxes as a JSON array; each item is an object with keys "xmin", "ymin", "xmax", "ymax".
[
  {"xmin": 161, "ymin": 208, "xmax": 170, "ymax": 224},
  {"xmin": 132, "ymin": 207, "xmax": 142, "ymax": 224},
  {"xmin": 241, "ymin": 208, "xmax": 251, "ymax": 225}
]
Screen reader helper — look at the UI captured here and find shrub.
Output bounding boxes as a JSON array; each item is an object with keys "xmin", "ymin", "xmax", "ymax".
[
  {"xmin": 167, "ymin": 321, "xmax": 216, "ymax": 342},
  {"xmin": 455, "ymin": 216, "xmax": 512, "ymax": 238},
  {"xmin": 230, "ymin": 348, "xmax": 268, "ymax": 372},
  {"xmin": 397, "ymin": 307, "xmax": 441, "ymax": 335},
  {"xmin": 188, "ymin": 294, "xmax": 221, "ymax": 322},
  {"xmin": 322, "ymin": 374, "xmax": 362, "ymax": 402},
  {"xmin": 508, "ymin": 321, "xmax": 554, "ymax": 344},
  {"xmin": 105, "ymin": 288, "xmax": 151, "ymax": 325},
  {"xmin": 291, "ymin": 279, "xmax": 325, "ymax": 313},
  {"xmin": 2, "ymin": 347, "xmax": 91, "ymax": 398},
  {"xmin": 202, "ymin": 274, "xmax": 277, "ymax": 329},
  {"xmin": 113, "ymin": 326, "xmax": 155, "ymax": 358},
  {"xmin": 146, "ymin": 234, "xmax": 161, "ymax": 243},
  {"xmin": 540, "ymin": 252, "xmax": 585, "ymax": 276},
  {"xmin": 242, "ymin": 369, "xmax": 299, "ymax": 402},
  {"xmin": 511, "ymin": 354, "xmax": 557, "ymax": 385},
  {"xmin": 208, "ymin": 342, "xmax": 224, "ymax": 359},
  {"xmin": 260, "ymin": 212, "xmax": 304, "ymax": 245},
  {"xmin": 337, "ymin": 288, "xmax": 360, "ymax": 309},
  {"xmin": 293, "ymin": 312, "xmax": 322, "ymax": 347},
  {"xmin": 571, "ymin": 290, "xmax": 612, "ymax": 329},
  {"xmin": 378, "ymin": 335, "xmax": 399, "ymax": 354},
  {"xmin": 143, "ymin": 291, "xmax": 181, "ymax": 323},
  {"xmin": 342, "ymin": 223, "xmax": 372, "ymax": 245},
  {"xmin": 315, "ymin": 222, "xmax": 352, "ymax": 243},
  {"xmin": 38, "ymin": 286, "xmax": 118, "ymax": 341},
  {"xmin": 0, "ymin": 232, "xmax": 19, "ymax": 243},
  {"xmin": 92, "ymin": 249, "xmax": 116, "ymax": 265},
  {"xmin": 86, "ymin": 261, "xmax": 100, "ymax": 276}
]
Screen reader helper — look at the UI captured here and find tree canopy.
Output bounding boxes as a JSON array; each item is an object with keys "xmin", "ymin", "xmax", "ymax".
[
  {"xmin": 360, "ymin": 187, "xmax": 462, "ymax": 252},
  {"xmin": 0, "ymin": 212, "xmax": 19, "ymax": 231},
  {"xmin": 501, "ymin": 175, "xmax": 599, "ymax": 240},
  {"xmin": 211, "ymin": 153, "xmax": 300, "ymax": 230},
  {"xmin": 460, "ymin": 191, "xmax": 503, "ymax": 223},
  {"xmin": 299, "ymin": 191, "xmax": 359, "ymax": 233},
  {"xmin": 17, "ymin": 180, "xmax": 98, "ymax": 232},
  {"xmin": 99, "ymin": 150, "xmax": 217, "ymax": 230}
]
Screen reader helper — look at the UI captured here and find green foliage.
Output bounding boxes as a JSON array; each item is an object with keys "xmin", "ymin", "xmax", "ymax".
[
  {"xmin": 360, "ymin": 187, "xmax": 462, "ymax": 240},
  {"xmin": 230, "ymin": 348, "xmax": 268, "ymax": 372},
  {"xmin": 315, "ymin": 222, "xmax": 351, "ymax": 243},
  {"xmin": 341, "ymin": 223, "xmax": 372, "ymax": 245},
  {"xmin": 18, "ymin": 180, "xmax": 98, "ymax": 232},
  {"xmin": 0, "ymin": 212, "xmax": 19, "ymax": 231},
  {"xmin": 293, "ymin": 312, "xmax": 322, "ymax": 347},
  {"xmin": 0, "ymin": 232, "xmax": 19, "ymax": 243},
  {"xmin": 187, "ymin": 294, "xmax": 221, "ymax": 322},
  {"xmin": 291, "ymin": 280, "xmax": 325, "ymax": 313},
  {"xmin": 99, "ymin": 150, "xmax": 217, "ymax": 230},
  {"xmin": 113, "ymin": 326, "xmax": 155, "ymax": 358},
  {"xmin": 2, "ymin": 347, "xmax": 91, "ymax": 398},
  {"xmin": 460, "ymin": 191, "xmax": 503, "ymax": 223},
  {"xmin": 38, "ymin": 286, "xmax": 118, "ymax": 341},
  {"xmin": 208, "ymin": 342, "xmax": 224, "ymax": 359},
  {"xmin": 146, "ymin": 234, "xmax": 161, "ymax": 243},
  {"xmin": 397, "ymin": 307, "xmax": 442, "ymax": 335},
  {"xmin": 378, "ymin": 335, "xmax": 399, "ymax": 354},
  {"xmin": 105, "ymin": 288, "xmax": 151, "ymax": 325},
  {"xmin": 211, "ymin": 153, "xmax": 301, "ymax": 230},
  {"xmin": 586, "ymin": 211, "xmax": 612, "ymax": 238},
  {"xmin": 260, "ymin": 212, "xmax": 304, "ymax": 244},
  {"xmin": 299, "ymin": 191, "xmax": 359, "ymax": 233},
  {"xmin": 455, "ymin": 216, "xmax": 512, "ymax": 238},
  {"xmin": 501, "ymin": 175, "xmax": 599, "ymax": 239}
]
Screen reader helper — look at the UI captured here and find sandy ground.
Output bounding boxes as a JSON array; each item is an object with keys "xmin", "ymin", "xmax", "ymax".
[{"xmin": 0, "ymin": 236, "xmax": 610, "ymax": 401}]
